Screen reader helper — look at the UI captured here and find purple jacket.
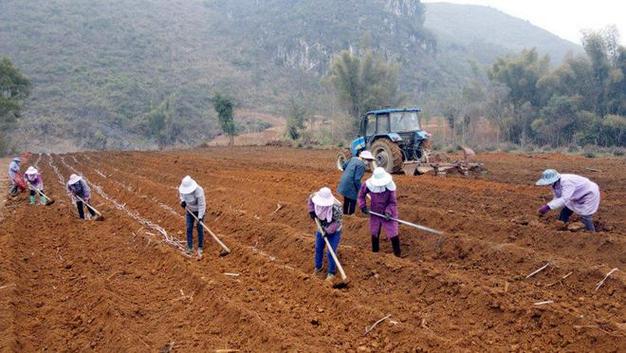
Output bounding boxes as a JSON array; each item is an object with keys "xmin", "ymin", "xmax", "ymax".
[
  {"xmin": 67, "ymin": 179, "xmax": 91, "ymax": 201},
  {"xmin": 26, "ymin": 173, "xmax": 43, "ymax": 190},
  {"xmin": 307, "ymin": 195, "xmax": 342, "ymax": 234},
  {"xmin": 358, "ymin": 183, "xmax": 398, "ymax": 239}
]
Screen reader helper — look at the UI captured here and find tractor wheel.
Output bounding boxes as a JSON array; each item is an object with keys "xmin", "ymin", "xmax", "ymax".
[
  {"xmin": 371, "ymin": 139, "xmax": 404, "ymax": 173},
  {"xmin": 336, "ymin": 149, "xmax": 352, "ymax": 171}
]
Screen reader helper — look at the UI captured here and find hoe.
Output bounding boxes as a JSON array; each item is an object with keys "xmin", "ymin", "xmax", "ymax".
[
  {"xmin": 186, "ymin": 208, "xmax": 231, "ymax": 257},
  {"xmin": 75, "ymin": 195, "xmax": 105, "ymax": 221},
  {"xmin": 314, "ymin": 218, "xmax": 349, "ymax": 288},
  {"xmin": 26, "ymin": 181, "xmax": 55, "ymax": 206}
]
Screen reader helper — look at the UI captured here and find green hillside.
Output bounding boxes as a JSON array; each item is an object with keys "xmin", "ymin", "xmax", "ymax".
[
  {"xmin": 424, "ymin": 2, "xmax": 583, "ymax": 65},
  {"xmin": 0, "ymin": 0, "xmax": 583, "ymax": 152}
]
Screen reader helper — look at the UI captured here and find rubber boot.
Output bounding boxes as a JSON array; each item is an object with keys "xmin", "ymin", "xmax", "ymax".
[
  {"xmin": 391, "ymin": 236, "xmax": 401, "ymax": 257},
  {"xmin": 371, "ymin": 235, "xmax": 380, "ymax": 253},
  {"xmin": 29, "ymin": 195, "xmax": 36, "ymax": 205},
  {"xmin": 40, "ymin": 195, "xmax": 47, "ymax": 205}
]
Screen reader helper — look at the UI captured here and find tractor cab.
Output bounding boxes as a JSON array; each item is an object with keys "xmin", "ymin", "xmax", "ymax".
[{"xmin": 340, "ymin": 108, "xmax": 431, "ymax": 173}]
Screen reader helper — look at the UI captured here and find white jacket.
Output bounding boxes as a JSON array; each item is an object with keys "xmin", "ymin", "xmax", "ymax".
[
  {"xmin": 548, "ymin": 174, "xmax": 600, "ymax": 216},
  {"xmin": 179, "ymin": 186, "xmax": 206, "ymax": 219}
]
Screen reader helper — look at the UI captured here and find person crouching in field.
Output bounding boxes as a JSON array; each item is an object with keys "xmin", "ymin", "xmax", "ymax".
[
  {"xmin": 358, "ymin": 167, "xmax": 401, "ymax": 257},
  {"xmin": 307, "ymin": 187, "xmax": 343, "ymax": 281},
  {"xmin": 337, "ymin": 150, "xmax": 375, "ymax": 215},
  {"xmin": 179, "ymin": 176, "xmax": 206, "ymax": 259},
  {"xmin": 536, "ymin": 169, "xmax": 601, "ymax": 232},
  {"xmin": 7, "ymin": 157, "xmax": 23, "ymax": 196},
  {"xmin": 25, "ymin": 167, "xmax": 46, "ymax": 205},
  {"xmin": 67, "ymin": 174, "xmax": 97, "ymax": 220}
]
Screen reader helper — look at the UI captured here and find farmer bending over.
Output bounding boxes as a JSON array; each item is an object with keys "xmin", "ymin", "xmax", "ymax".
[
  {"xmin": 536, "ymin": 169, "xmax": 601, "ymax": 232},
  {"xmin": 337, "ymin": 150, "xmax": 374, "ymax": 215},
  {"xmin": 179, "ymin": 176, "xmax": 206, "ymax": 259},
  {"xmin": 25, "ymin": 167, "xmax": 46, "ymax": 205},
  {"xmin": 67, "ymin": 174, "xmax": 96, "ymax": 220},
  {"xmin": 358, "ymin": 167, "xmax": 401, "ymax": 257},
  {"xmin": 308, "ymin": 187, "xmax": 343, "ymax": 281},
  {"xmin": 7, "ymin": 157, "xmax": 23, "ymax": 196}
]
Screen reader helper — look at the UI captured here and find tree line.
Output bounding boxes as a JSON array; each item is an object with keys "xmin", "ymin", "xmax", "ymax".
[{"xmin": 310, "ymin": 27, "xmax": 625, "ymax": 149}]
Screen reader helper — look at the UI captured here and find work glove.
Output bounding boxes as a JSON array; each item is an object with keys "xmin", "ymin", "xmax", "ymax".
[
  {"xmin": 320, "ymin": 219, "xmax": 329, "ymax": 227},
  {"xmin": 537, "ymin": 204, "xmax": 550, "ymax": 216},
  {"xmin": 199, "ymin": 216, "xmax": 204, "ymax": 222},
  {"xmin": 361, "ymin": 206, "xmax": 369, "ymax": 215},
  {"xmin": 384, "ymin": 212, "xmax": 392, "ymax": 221},
  {"xmin": 180, "ymin": 201, "xmax": 187, "ymax": 209},
  {"xmin": 309, "ymin": 211, "xmax": 316, "ymax": 219}
]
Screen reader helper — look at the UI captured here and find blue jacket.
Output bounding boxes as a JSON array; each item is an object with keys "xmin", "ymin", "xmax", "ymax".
[{"xmin": 337, "ymin": 157, "xmax": 366, "ymax": 200}]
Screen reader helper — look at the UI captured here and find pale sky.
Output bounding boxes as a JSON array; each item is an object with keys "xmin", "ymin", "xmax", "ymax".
[{"xmin": 423, "ymin": 0, "xmax": 626, "ymax": 45}]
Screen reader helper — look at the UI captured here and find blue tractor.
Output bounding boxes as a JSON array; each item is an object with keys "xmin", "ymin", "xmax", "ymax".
[{"xmin": 337, "ymin": 108, "xmax": 433, "ymax": 174}]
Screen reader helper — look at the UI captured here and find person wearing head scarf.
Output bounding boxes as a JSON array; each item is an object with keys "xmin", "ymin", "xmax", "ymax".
[
  {"xmin": 307, "ymin": 187, "xmax": 343, "ymax": 280},
  {"xmin": 66, "ymin": 173, "xmax": 96, "ymax": 220},
  {"xmin": 24, "ymin": 166, "xmax": 46, "ymax": 205},
  {"xmin": 337, "ymin": 150, "xmax": 375, "ymax": 215},
  {"xmin": 179, "ymin": 175, "xmax": 206, "ymax": 258},
  {"xmin": 536, "ymin": 169, "xmax": 601, "ymax": 232},
  {"xmin": 7, "ymin": 157, "xmax": 22, "ymax": 196},
  {"xmin": 358, "ymin": 167, "xmax": 401, "ymax": 256}
]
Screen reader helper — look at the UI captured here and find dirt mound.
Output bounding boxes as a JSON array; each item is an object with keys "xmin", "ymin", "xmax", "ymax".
[{"xmin": 1, "ymin": 149, "xmax": 625, "ymax": 352}]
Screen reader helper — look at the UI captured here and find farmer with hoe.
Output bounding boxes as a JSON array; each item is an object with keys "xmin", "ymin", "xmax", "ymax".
[
  {"xmin": 66, "ymin": 173, "xmax": 97, "ymax": 220},
  {"xmin": 358, "ymin": 167, "xmax": 401, "ymax": 257},
  {"xmin": 536, "ymin": 169, "xmax": 601, "ymax": 232},
  {"xmin": 307, "ymin": 187, "xmax": 343, "ymax": 281},
  {"xmin": 24, "ymin": 167, "xmax": 47, "ymax": 205},
  {"xmin": 337, "ymin": 150, "xmax": 375, "ymax": 215},
  {"xmin": 179, "ymin": 175, "xmax": 206, "ymax": 259},
  {"xmin": 7, "ymin": 157, "xmax": 24, "ymax": 196}
]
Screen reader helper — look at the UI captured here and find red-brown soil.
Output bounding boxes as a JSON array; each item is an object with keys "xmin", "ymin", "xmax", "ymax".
[{"xmin": 1, "ymin": 148, "xmax": 625, "ymax": 352}]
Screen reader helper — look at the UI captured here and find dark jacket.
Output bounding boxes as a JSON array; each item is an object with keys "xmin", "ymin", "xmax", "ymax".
[{"xmin": 337, "ymin": 157, "xmax": 366, "ymax": 200}]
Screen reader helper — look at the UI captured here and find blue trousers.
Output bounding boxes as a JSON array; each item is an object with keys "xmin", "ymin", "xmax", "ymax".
[
  {"xmin": 186, "ymin": 211, "xmax": 204, "ymax": 249},
  {"xmin": 559, "ymin": 207, "xmax": 595, "ymax": 232},
  {"xmin": 314, "ymin": 230, "xmax": 341, "ymax": 275}
]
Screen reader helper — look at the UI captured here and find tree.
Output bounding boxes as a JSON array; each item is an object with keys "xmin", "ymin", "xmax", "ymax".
[
  {"xmin": 488, "ymin": 49, "xmax": 549, "ymax": 145},
  {"xmin": 0, "ymin": 57, "xmax": 31, "ymax": 151},
  {"xmin": 285, "ymin": 96, "xmax": 307, "ymax": 140},
  {"xmin": 325, "ymin": 50, "xmax": 404, "ymax": 132},
  {"xmin": 212, "ymin": 93, "xmax": 236, "ymax": 146}
]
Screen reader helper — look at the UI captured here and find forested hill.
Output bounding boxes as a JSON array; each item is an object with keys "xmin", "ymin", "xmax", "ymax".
[
  {"xmin": 424, "ymin": 2, "xmax": 582, "ymax": 65},
  {"xmin": 0, "ymin": 0, "xmax": 581, "ymax": 152}
]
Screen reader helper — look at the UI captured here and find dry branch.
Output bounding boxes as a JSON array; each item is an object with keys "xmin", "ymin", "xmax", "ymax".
[
  {"xmin": 585, "ymin": 167, "xmax": 602, "ymax": 173},
  {"xmin": 364, "ymin": 314, "xmax": 392, "ymax": 335},
  {"xmin": 546, "ymin": 271, "xmax": 573, "ymax": 287},
  {"xmin": 526, "ymin": 262, "xmax": 550, "ymax": 279},
  {"xmin": 533, "ymin": 300, "xmax": 554, "ymax": 306},
  {"xmin": 595, "ymin": 268, "xmax": 619, "ymax": 291}
]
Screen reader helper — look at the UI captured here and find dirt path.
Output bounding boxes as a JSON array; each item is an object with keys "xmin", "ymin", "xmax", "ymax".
[{"xmin": 1, "ymin": 148, "xmax": 625, "ymax": 352}]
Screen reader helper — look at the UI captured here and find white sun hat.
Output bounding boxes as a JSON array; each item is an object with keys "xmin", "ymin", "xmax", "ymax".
[
  {"xmin": 312, "ymin": 187, "xmax": 335, "ymax": 207},
  {"xmin": 179, "ymin": 175, "xmax": 198, "ymax": 194},
  {"xmin": 359, "ymin": 150, "xmax": 374, "ymax": 160},
  {"xmin": 68, "ymin": 173, "xmax": 82, "ymax": 185},
  {"xmin": 370, "ymin": 167, "xmax": 393, "ymax": 187},
  {"xmin": 536, "ymin": 169, "xmax": 561, "ymax": 186},
  {"xmin": 25, "ymin": 166, "xmax": 38, "ymax": 175}
]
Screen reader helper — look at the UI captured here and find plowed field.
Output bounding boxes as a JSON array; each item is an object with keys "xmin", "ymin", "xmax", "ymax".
[{"xmin": 1, "ymin": 147, "xmax": 624, "ymax": 352}]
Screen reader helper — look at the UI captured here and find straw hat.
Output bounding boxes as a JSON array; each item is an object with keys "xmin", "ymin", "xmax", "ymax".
[
  {"xmin": 536, "ymin": 169, "xmax": 560, "ymax": 186},
  {"xmin": 369, "ymin": 167, "xmax": 393, "ymax": 187},
  {"xmin": 25, "ymin": 166, "xmax": 38, "ymax": 175},
  {"xmin": 68, "ymin": 174, "xmax": 82, "ymax": 185},
  {"xmin": 359, "ymin": 150, "xmax": 374, "ymax": 160},
  {"xmin": 312, "ymin": 187, "xmax": 335, "ymax": 207},
  {"xmin": 179, "ymin": 175, "xmax": 198, "ymax": 194}
]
